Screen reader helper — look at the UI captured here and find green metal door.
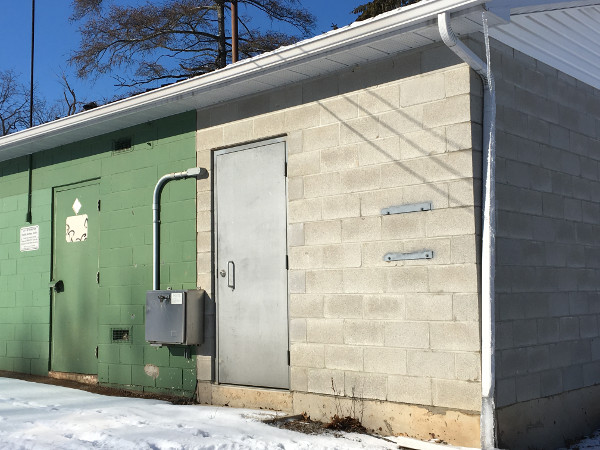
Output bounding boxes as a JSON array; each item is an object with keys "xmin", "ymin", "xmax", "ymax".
[{"xmin": 51, "ymin": 181, "xmax": 100, "ymax": 374}]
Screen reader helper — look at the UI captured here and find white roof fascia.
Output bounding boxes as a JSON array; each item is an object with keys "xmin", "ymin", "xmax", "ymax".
[
  {"xmin": 487, "ymin": 0, "xmax": 600, "ymax": 19},
  {"xmin": 0, "ymin": 0, "xmax": 488, "ymax": 163}
]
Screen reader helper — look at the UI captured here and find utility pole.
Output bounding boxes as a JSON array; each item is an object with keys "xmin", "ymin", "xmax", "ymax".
[
  {"xmin": 26, "ymin": 0, "xmax": 35, "ymax": 224},
  {"xmin": 231, "ymin": 0, "xmax": 239, "ymax": 63}
]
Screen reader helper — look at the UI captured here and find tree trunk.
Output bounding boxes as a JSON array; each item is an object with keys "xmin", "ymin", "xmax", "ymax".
[{"xmin": 216, "ymin": 0, "xmax": 227, "ymax": 68}]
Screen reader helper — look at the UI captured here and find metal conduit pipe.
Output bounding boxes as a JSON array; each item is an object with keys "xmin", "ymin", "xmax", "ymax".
[
  {"xmin": 438, "ymin": 11, "xmax": 497, "ymax": 450},
  {"xmin": 153, "ymin": 167, "xmax": 208, "ymax": 291}
]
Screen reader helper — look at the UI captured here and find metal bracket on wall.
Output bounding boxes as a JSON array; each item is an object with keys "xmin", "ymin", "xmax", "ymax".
[
  {"xmin": 384, "ymin": 250, "xmax": 433, "ymax": 262},
  {"xmin": 381, "ymin": 202, "xmax": 432, "ymax": 215}
]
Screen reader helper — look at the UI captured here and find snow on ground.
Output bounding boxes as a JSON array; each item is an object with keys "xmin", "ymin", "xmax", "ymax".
[{"xmin": 0, "ymin": 377, "xmax": 399, "ymax": 450}]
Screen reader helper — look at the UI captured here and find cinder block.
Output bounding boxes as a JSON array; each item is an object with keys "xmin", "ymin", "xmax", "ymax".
[
  {"xmin": 400, "ymin": 72, "xmax": 445, "ymax": 107},
  {"xmin": 223, "ymin": 119, "xmax": 253, "ymax": 145},
  {"xmin": 325, "ymin": 345, "xmax": 363, "ymax": 371},
  {"xmin": 405, "ymin": 294, "xmax": 453, "ymax": 321},
  {"xmin": 407, "ymin": 350, "xmax": 455, "ymax": 378},
  {"xmin": 196, "ymin": 355, "xmax": 213, "ymax": 381},
  {"xmin": 540, "ymin": 368, "xmax": 563, "ymax": 397},
  {"xmin": 290, "ymin": 343, "xmax": 324, "ymax": 368},
  {"xmin": 341, "ymin": 216, "xmax": 382, "ymax": 243},
  {"xmin": 288, "ymin": 270, "xmax": 306, "ymax": 294},
  {"xmin": 363, "ymin": 294, "xmax": 404, "ymax": 320},
  {"xmin": 322, "ymin": 244, "xmax": 361, "ymax": 268},
  {"xmin": 496, "ymin": 377, "xmax": 516, "ymax": 408},
  {"xmin": 288, "ymin": 198, "xmax": 322, "ymax": 223},
  {"xmin": 324, "ymin": 294, "xmax": 363, "ymax": 319},
  {"xmin": 359, "ymin": 83, "xmax": 400, "ymax": 116},
  {"xmin": 580, "ymin": 315, "xmax": 598, "ymax": 339},
  {"xmin": 288, "ymin": 151, "xmax": 320, "ymax": 177},
  {"xmin": 378, "ymin": 105, "xmax": 424, "ymax": 138},
  {"xmin": 290, "ymin": 367, "xmax": 308, "ymax": 391},
  {"xmin": 340, "ymin": 116, "xmax": 380, "ymax": 146},
  {"xmin": 344, "ymin": 371, "xmax": 387, "ymax": 400},
  {"xmin": 426, "ymin": 207, "xmax": 478, "ymax": 237},
  {"xmin": 306, "ymin": 270, "xmax": 343, "ymax": 294},
  {"xmin": 447, "ymin": 121, "xmax": 480, "ymax": 153},
  {"xmin": 305, "ymin": 221, "xmax": 341, "ymax": 245},
  {"xmin": 302, "ymin": 124, "xmax": 340, "ymax": 152},
  {"xmin": 307, "ymin": 318, "xmax": 344, "ymax": 344},
  {"xmin": 196, "ymin": 127, "xmax": 224, "ymax": 151},
  {"xmin": 429, "ymin": 264, "xmax": 479, "ymax": 293},
  {"xmin": 290, "ymin": 245, "xmax": 324, "ymax": 271},
  {"xmin": 289, "ymin": 318, "xmax": 307, "ymax": 343},
  {"xmin": 340, "ymin": 166, "xmax": 381, "ymax": 193},
  {"xmin": 321, "ymin": 145, "xmax": 358, "ymax": 172},
  {"xmin": 284, "ymin": 104, "xmax": 321, "ymax": 130},
  {"xmin": 322, "ymin": 195, "xmax": 360, "ymax": 220},
  {"xmin": 303, "ymin": 172, "xmax": 342, "ymax": 199},
  {"xmin": 512, "ymin": 319, "xmax": 538, "ymax": 346},
  {"xmin": 288, "ymin": 222, "xmax": 305, "ymax": 247},
  {"xmin": 444, "ymin": 67, "xmax": 471, "ymax": 97},
  {"xmin": 381, "ymin": 212, "xmax": 426, "ymax": 240},
  {"xmin": 320, "ymin": 94, "xmax": 359, "ymax": 125},
  {"xmin": 515, "ymin": 373, "xmax": 541, "ymax": 402},
  {"xmin": 364, "ymin": 347, "xmax": 407, "ymax": 375},
  {"xmin": 357, "ymin": 137, "xmax": 402, "ymax": 166},
  {"xmin": 430, "ymin": 322, "xmax": 480, "ymax": 351},
  {"xmin": 559, "ymin": 317, "xmax": 580, "ymax": 340},
  {"xmin": 343, "ymin": 320, "xmax": 385, "ymax": 346},
  {"xmin": 450, "ymin": 235, "xmax": 480, "ymax": 264},
  {"xmin": 386, "ymin": 266, "xmax": 429, "ymax": 293},
  {"xmin": 307, "ymin": 368, "xmax": 344, "ymax": 395},
  {"xmin": 432, "ymin": 379, "xmax": 480, "ymax": 411},
  {"xmin": 449, "ymin": 178, "xmax": 480, "ymax": 208},
  {"xmin": 403, "ymin": 183, "xmax": 450, "ymax": 209},
  {"xmin": 343, "ymin": 268, "xmax": 386, "ymax": 294},
  {"xmin": 453, "ymin": 293, "xmax": 479, "ymax": 322},
  {"xmin": 399, "ymin": 128, "xmax": 447, "ymax": 160},
  {"xmin": 359, "ymin": 187, "xmax": 404, "ymax": 217},
  {"xmin": 455, "ymin": 352, "xmax": 481, "ymax": 381},
  {"xmin": 387, "ymin": 375, "xmax": 431, "ymax": 405},
  {"xmin": 422, "ymin": 95, "xmax": 472, "ymax": 128},
  {"xmin": 289, "ymin": 294, "xmax": 323, "ymax": 318},
  {"xmin": 384, "ymin": 321, "xmax": 429, "ymax": 348},
  {"xmin": 288, "ymin": 177, "xmax": 304, "ymax": 201},
  {"xmin": 253, "ymin": 112, "xmax": 285, "ymax": 137}
]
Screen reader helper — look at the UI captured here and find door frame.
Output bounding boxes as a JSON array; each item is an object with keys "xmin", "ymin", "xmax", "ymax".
[
  {"xmin": 50, "ymin": 178, "xmax": 101, "ymax": 374},
  {"xmin": 213, "ymin": 137, "xmax": 289, "ymax": 387}
]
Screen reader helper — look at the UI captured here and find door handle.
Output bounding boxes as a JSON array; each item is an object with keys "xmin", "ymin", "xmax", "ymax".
[
  {"xmin": 49, "ymin": 280, "xmax": 64, "ymax": 293},
  {"xmin": 227, "ymin": 261, "xmax": 235, "ymax": 289}
]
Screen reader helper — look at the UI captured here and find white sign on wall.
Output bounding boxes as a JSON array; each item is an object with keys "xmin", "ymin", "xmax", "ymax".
[{"xmin": 20, "ymin": 225, "xmax": 40, "ymax": 252}]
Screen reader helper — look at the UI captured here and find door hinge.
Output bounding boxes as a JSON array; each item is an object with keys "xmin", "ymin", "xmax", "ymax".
[
  {"xmin": 284, "ymin": 162, "xmax": 288, "ymax": 177},
  {"xmin": 286, "ymin": 255, "xmax": 289, "ymax": 270},
  {"xmin": 97, "ymin": 199, "xmax": 101, "ymax": 211},
  {"xmin": 95, "ymin": 346, "xmax": 99, "ymax": 358},
  {"xmin": 287, "ymin": 350, "xmax": 290, "ymax": 366},
  {"xmin": 96, "ymin": 271, "xmax": 100, "ymax": 284}
]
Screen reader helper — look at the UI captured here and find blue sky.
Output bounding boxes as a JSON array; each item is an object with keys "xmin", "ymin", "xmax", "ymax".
[{"xmin": 0, "ymin": 1, "xmax": 366, "ymax": 109}]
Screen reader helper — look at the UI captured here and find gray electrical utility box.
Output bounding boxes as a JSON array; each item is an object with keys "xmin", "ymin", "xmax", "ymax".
[{"xmin": 145, "ymin": 289, "xmax": 204, "ymax": 345}]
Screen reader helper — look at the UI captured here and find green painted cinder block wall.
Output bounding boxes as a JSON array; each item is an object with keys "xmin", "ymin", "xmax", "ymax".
[{"xmin": 0, "ymin": 112, "xmax": 198, "ymax": 396}]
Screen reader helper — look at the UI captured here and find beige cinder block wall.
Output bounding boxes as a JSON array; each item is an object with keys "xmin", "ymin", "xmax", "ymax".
[
  {"xmin": 468, "ymin": 32, "xmax": 600, "ymax": 450},
  {"xmin": 195, "ymin": 43, "xmax": 484, "ymax": 447}
]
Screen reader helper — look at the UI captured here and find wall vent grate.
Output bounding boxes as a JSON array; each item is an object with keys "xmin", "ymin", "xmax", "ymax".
[
  {"xmin": 111, "ymin": 328, "xmax": 131, "ymax": 342},
  {"xmin": 112, "ymin": 137, "xmax": 132, "ymax": 154}
]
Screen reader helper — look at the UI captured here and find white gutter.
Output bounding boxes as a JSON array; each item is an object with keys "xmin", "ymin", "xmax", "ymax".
[
  {"xmin": 438, "ymin": 11, "xmax": 497, "ymax": 450},
  {"xmin": 0, "ymin": 0, "xmax": 487, "ymax": 162}
]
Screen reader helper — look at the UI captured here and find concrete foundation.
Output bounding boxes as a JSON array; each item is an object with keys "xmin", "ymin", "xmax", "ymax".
[{"xmin": 196, "ymin": 383, "xmax": 480, "ymax": 447}]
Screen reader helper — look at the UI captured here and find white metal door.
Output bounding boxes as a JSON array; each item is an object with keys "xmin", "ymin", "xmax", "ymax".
[{"xmin": 215, "ymin": 140, "xmax": 289, "ymax": 389}]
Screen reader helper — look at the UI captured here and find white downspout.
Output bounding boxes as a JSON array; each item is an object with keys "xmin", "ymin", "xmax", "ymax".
[{"xmin": 438, "ymin": 12, "xmax": 497, "ymax": 450}]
